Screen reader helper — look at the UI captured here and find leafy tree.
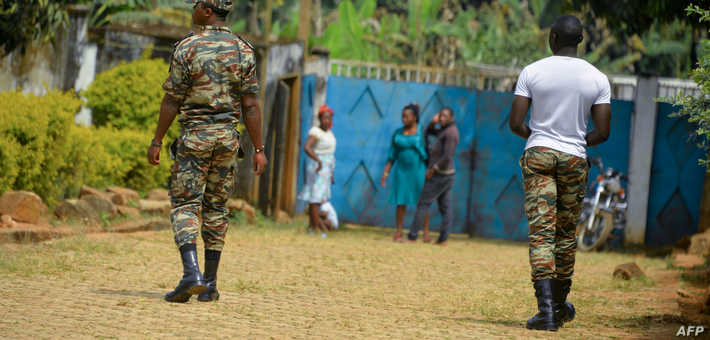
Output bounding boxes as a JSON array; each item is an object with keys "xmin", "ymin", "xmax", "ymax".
[
  {"xmin": 310, "ymin": 0, "xmax": 641, "ymax": 71},
  {"xmin": 302, "ymin": 0, "xmax": 699, "ymax": 77},
  {"xmin": 568, "ymin": 0, "xmax": 705, "ymax": 39},
  {"xmin": 313, "ymin": 0, "xmax": 380, "ymax": 62},
  {"xmin": 0, "ymin": 0, "xmax": 190, "ymax": 56},
  {"xmin": 90, "ymin": 0, "xmax": 188, "ymax": 27},
  {"xmin": 638, "ymin": 20, "xmax": 694, "ymax": 77},
  {"xmin": 671, "ymin": 4, "xmax": 710, "ymax": 170},
  {"xmin": 83, "ymin": 47, "xmax": 179, "ymax": 141},
  {"xmin": 0, "ymin": 0, "xmax": 75, "ymax": 56},
  {"xmin": 568, "ymin": 0, "xmax": 710, "ymax": 73}
]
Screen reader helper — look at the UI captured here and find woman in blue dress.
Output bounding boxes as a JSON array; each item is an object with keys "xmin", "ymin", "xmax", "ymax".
[{"xmin": 380, "ymin": 103, "xmax": 430, "ymax": 242}]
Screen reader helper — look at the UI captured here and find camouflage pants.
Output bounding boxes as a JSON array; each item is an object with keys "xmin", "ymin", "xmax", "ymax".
[
  {"xmin": 170, "ymin": 124, "xmax": 239, "ymax": 251},
  {"xmin": 520, "ymin": 146, "xmax": 588, "ymax": 282}
]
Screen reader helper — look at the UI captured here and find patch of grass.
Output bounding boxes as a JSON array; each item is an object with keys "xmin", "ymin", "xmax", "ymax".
[
  {"xmin": 612, "ymin": 275, "xmax": 656, "ymax": 291},
  {"xmin": 0, "ymin": 234, "xmax": 125, "ymax": 277},
  {"xmin": 254, "ymin": 209, "xmax": 268, "ymax": 227},
  {"xmin": 0, "ymin": 246, "xmax": 76, "ymax": 276},
  {"xmin": 677, "ymin": 259, "xmax": 710, "ymax": 287},
  {"xmin": 663, "ymin": 255, "xmax": 678, "ymax": 270},
  {"xmin": 48, "ymin": 235, "xmax": 123, "ymax": 255},
  {"xmin": 0, "ymin": 217, "xmax": 682, "ymax": 339},
  {"xmin": 229, "ymin": 210, "xmax": 246, "ymax": 226},
  {"xmin": 681, "ymin": 268, "xmax": 710, "ymax": 286},
  {"xmin": 230, "ymin": 279, "xmax": 265, "ymax": 293},
  {"xmin": 608, "ymin": 314, "xmax": 684, "ymax": 330},
  {"xmin": 100, "ymin": 212, "xmax": 112, "ymax": 230},
  {"xmin": 139, "ymin": 210, "xmax": 157, "ymax": 219}
]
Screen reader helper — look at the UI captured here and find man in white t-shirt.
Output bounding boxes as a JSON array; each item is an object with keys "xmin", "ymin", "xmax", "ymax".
[{"xmin": 509, "ymin": 15, "xmax": 611, "ymax": 332}]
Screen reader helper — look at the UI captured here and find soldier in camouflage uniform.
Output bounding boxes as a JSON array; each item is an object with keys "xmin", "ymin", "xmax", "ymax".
[
  {"xmin": 509, "ymin": 15, "xmax": 611, "ymax": 331},
  {"xmin": 147, "ymin": 0, "xmax": 267, "ymax": 303}
]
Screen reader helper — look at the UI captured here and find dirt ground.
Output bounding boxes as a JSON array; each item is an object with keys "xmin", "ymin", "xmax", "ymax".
[{"xmin": 0, "ymin": 216, "xmax": 702, "ymax": 339}]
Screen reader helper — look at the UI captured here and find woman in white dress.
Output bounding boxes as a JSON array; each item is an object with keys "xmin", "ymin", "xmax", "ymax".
[{"xmin": 299, "ymin": 105, "xmax": 336, "ymax": 237}]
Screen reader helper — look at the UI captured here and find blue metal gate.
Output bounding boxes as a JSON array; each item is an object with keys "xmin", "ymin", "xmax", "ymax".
[
  {"xmin": 318, "ymin": 77, "xmax": 477, "ymax": 232},
  {"xmin": 469, "ymin": 94, "xmax": 633, "ymax": 241},
  {"xmin": 297, "ymin": 75, "xmax": 639, "ymax": 241},
  {"xmin": 469, "ymin": 91, "xmax": 527, "ymax": 240},
  {"xmin": 645, "ymin": 103, "xmax": 706, "ymax": 246}
]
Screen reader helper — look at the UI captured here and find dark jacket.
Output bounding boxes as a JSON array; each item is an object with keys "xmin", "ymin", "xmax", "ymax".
[{"xmin": 425, "ymin": 122, "xmax": 459, "ymax": 174}]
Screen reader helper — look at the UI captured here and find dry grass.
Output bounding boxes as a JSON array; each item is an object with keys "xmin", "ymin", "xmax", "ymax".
[{"xmin": 0, "ymin": 216, "xmax": 689, "ymax": 339}]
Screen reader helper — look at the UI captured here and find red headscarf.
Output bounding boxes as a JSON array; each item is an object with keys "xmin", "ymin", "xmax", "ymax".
[{"xmin": 318, "ymin": 104, "xmax": 334, "ymax": 129}]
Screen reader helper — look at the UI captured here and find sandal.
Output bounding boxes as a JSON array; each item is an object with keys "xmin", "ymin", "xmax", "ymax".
[
  {"xmin": 393, "ymin": 232, "xmax": 403, "ymax": 241},
  {"xmin": 422, "ymin": 232, "xmax": 432, "ymax": 243}
]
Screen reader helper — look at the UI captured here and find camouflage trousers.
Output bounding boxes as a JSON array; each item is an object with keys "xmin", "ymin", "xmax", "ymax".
[
  {"xmin": 170, "ymin": 124, "xmax": 239, "ymax": 251},
  {"xmin": 520, "ymin": 146, "xmax": 588, "ymax": 282}
]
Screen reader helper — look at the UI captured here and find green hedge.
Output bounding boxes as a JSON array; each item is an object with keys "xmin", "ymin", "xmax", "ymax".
[
  {"xmin": 0, "ymin": 89, "xmax": 81, "ymax": 204},
  {"xmin": 84, "ymin": 47, "xmax": 180, "ymax": 141},
  {"xmin": 0, "ymin": 51, "xmax": 182, "ymax": 204},
  {"xmin": 93, "ymin": 126, "xmax": 171, "ymax": 191},
  {"xmin": 0, "ymin": 91, "xmax": 172, "ymax": 204}
]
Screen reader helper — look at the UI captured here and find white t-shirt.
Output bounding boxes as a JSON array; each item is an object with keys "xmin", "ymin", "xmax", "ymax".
[
  {"xmin": 320, "ymin": 202, "xmax": 338, "ymax": 229},
  {"xmin": 308, "ymin": 126, "xmax": 336, "ymax": 155},
  {"xmin": 514, "ymin": 56, "xmax": 611, "ymax": 159}
]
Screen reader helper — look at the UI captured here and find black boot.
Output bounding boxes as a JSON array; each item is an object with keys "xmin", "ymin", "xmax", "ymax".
[
  {"xmin": 198, "ymin": 249, "xmax": 221, "ymax": 302},
  {"xmin": 526, "ymin": 279, "xmax": 558, "ymax": 331},
  {"xmin": 553, "ymin": 279, "xmax": 575, "ymax": 325},
  {"xmin": 165, "ymin": 244, "xmax": 206, "ymax": 303}
]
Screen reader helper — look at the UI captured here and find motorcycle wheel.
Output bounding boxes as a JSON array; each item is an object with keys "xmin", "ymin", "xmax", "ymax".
[{"xmin": 577, "ymin": 210, "xmax": 615, "ymax": 251}]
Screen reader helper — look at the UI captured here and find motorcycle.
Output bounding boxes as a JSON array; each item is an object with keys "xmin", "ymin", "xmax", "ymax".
[{"xmin": 576, "ymin": 157, "xmax": 628, "ymax": 251}]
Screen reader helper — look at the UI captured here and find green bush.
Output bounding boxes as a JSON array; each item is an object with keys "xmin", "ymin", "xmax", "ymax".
[
  {"xmin": 93, "ymin": 126, "xmax": 172, "ymax": 191},
  {"xmin": 0, "ymin": 135, "xmax": 20, "ymax": 194},
  {"xmin": 51, "ymin": 124, "xmax": 172, "ymax": 198},
  {"xmin": 0, "ymin": 88, "xmax": 173, "ymax": 204},
  {"xmin": 0, "ymin": 89, "xmax": 81, "ymax": 204},
  {"xmin": 83, "ymin": 47, "xmax": 180, "ymax": 141},
  {"xmin": 59, "ymin": 124, "xmax": 120, "ymax": 198},
  {"xmin": 1, "ymin": 49, "xmax": 194, "ymax": 202}
]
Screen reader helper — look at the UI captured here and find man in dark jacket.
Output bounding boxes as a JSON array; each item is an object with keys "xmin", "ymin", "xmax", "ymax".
[{"xmin": 405, "ymin": 106, "xmax": 459, "ymax": 245}]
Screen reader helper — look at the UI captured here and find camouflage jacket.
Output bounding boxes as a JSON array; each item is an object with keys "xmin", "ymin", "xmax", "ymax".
[{"xmin": 163, "ymin": 25, "xmax": 259, "ymax": 128}]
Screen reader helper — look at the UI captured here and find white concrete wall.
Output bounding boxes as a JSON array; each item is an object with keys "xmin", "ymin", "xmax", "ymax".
[
  {"xmin": 304, "ymin": 53, "xmax": 330, "ymax": 126},
  {"xmin": 0, "ymin": 45, "xmax": 62, "ymax": 96}
]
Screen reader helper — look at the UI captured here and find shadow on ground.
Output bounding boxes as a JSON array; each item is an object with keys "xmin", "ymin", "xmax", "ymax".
[
  {"xmin": 93, "ymin": 289, "xmax": 164, "ymax": 299},
  {"xmin": 439, "ymin": 316, "xmax": 524, "ymax": 329}
]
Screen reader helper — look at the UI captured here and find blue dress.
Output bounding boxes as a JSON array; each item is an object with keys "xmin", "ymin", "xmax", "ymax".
[{"xmin": 387, "ymin": 127, "xmax": 428, "ymax": 205}]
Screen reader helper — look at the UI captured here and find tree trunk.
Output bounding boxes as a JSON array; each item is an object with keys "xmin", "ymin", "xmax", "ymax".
[
  {"xmin": 431, "ymin": 0, "xmax": 459, "ymax": 69},
  {"xmin": 264, "ymin": 0, "xmax": 273, "ymax": 41},
  {"xmin": 298, "ymin": 0, "xmax": 311, "ymax": 43},
  {"xmin": 312, "ymin": 0, "xmax": 323, "ymax": 38},
  {"xmin": 248, "ymin": 0, "xmax": 261, "ymax": 35},
  {"xmin": 691, "ymin": 27, "xmax": 699, "ymax": 69}
]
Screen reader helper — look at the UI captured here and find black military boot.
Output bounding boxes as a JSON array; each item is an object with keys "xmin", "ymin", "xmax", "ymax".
[
  {"xmin": 526, "ymin": 279, "xmax": 558, "ymax": 331},
  {"xmin": 553, "ymin": 279, "xmax": 575, "ymax": 325},
  {"xmin": 197, "ymin": 249, "xmax": 221, "ymax": 302},
  {"xmin": 165, "ymin": 243, "xmax": 206, "ymax": 303}
]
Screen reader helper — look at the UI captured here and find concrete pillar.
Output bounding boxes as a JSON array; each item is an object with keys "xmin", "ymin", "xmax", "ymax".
[
  {"xmin": 626, "ymin": 76, "xmax": 659, "ymax": 245},
  {"xmin": 304, "ymin": 46, "xmax": 330, "ymax": 125}
]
